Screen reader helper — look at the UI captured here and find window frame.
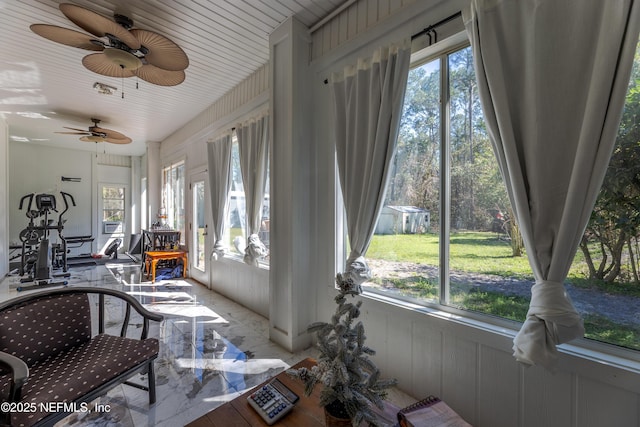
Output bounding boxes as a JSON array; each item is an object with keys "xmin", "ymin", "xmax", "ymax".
[
  {"xmin": 358, "ymin": 32, "xmax": 471, "ymax": 306},
  {"xmin": 162, "ymin": 159, "xmax": 186, "ymax": 244},
  {"xmin": 226, "ymin": 132, "xmax": 246, "ymax": 260},
  {"xmin": 338, "ymin": 30, "xmax": 640, "ymax": 365},
  {"xmin": 101, "ymin": 184, "xmax": 125, "ymax": 234},
  {"xmin": 224, "ymin": 131, "xmax": 271, "ymax": 268}
]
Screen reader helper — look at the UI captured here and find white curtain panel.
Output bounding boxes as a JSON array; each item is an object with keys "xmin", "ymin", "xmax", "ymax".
[
  {"xmin": 207, "ymin": 134, "xmax": 233, "ymax": 260},
  {"xmin": 464, "ymin": 0, "xmax": 640, "ymax": 369},
  {"xmin": 331, "ymin": 41, "xmax": 411, "ymax": 290},
  {"xmin": 237, "ymin": 115, "xmax": 270, "ymax": 266}
]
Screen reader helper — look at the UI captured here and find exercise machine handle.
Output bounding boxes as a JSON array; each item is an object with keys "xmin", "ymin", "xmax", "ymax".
[
  {"xmin": 19, "ymin": 193, "xmax": 34, "ymax": 212},
  {"xmin": 59, "ymin": 192, "xmax": 76, "ymax": 219},
  {"xmin": 60, "ymin": 192, "xmax": 76, "ymax": 207}
]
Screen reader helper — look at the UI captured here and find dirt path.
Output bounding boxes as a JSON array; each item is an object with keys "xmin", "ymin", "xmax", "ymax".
[{"xmin": 367, "ymin": 259, "xmax": 640, "ymax": 328}]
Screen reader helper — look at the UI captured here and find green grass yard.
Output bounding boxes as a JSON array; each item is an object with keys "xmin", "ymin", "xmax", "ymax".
[
  {"xmin": 368, "ymin": 232, "xmax": 532, "ymax": 278},
  {"xmin": 366, "ymin": 231, "xmax": 640, "ymax": 350}
]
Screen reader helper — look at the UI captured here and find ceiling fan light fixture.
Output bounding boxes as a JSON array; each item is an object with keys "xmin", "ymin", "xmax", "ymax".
[
  {"xmin": 93, "ymin": 82, "xmax": 117, "ymax": 95},
  {"xmin": 103, "ymin": 48, "xmax": 142, "ymax": 70}
]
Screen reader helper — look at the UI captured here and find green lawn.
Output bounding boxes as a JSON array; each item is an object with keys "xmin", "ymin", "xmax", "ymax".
[
  {"xmin": 367, "ymin": 231, "xmax": 619, "ymax": 283},
  {"xmin": 368, "ymin": 232, "xmax": 533, "ymax": 277},
  {"xmin": 366, "ymin": 231, "xmax": 640, "ymax": 351}
]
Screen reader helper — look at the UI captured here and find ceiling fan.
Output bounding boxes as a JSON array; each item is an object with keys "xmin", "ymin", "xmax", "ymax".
[
  {"xmin": 30, "ymin": 3, "xmax": 188, "ymax": 86},
  {"xmin": 56, "ymin": 118, "xmax": 132, "ymax": 144}
]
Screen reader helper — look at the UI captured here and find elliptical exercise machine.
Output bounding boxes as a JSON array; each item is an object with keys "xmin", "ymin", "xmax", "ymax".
[{"xmin": 17, "ymin": 192, "xmax": 75, "ymax": 291}]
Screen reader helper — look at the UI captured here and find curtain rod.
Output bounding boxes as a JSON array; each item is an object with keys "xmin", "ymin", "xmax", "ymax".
[
  {"xmin": 411, "ymin": 11, "xmax": 462, "ymax": 42},
  {"xmin": 322, "ymin": 10, "xmax": 463, "ymax": 85}
]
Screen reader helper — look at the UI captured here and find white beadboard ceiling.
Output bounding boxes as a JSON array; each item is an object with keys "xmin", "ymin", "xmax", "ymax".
[{"xmin": 0, "ymin": 0, "xmax": 344, "ymax": 156}]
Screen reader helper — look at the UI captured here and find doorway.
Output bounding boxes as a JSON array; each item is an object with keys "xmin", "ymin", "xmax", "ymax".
[
  {"xmin": 190, "ymin": 172, "xmax": 210, "ymax": 286},
  {"xmin": 97, "ymin": 183, "xmax": 128, "ymax": 256}
]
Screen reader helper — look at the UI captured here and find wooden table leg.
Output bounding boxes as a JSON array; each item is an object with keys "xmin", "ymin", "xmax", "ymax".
[
  {"xmin": 151, "ymin": 259, "xmax": 158, "ymax": 283},
  {"xmin": 182, "ymin": 254, "xmax": 188, "ymax": 278}
]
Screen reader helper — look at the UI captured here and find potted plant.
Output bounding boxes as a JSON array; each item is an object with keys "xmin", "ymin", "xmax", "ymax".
[{"xmin": 287, "ymin": 273, "xmax": 397, "ymax": 426}]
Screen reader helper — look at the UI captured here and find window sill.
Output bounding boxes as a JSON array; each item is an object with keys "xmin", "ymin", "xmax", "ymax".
[
  {"xmin": 218, "ymin": 253, "xmax": 270, "ymax": 270},
  {"xmin": 361, "ymin": 289, "xmax": 640, "ymax": 376}
]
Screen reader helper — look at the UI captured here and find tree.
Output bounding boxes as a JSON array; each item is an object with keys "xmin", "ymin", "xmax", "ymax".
[
  {"xmin": 389, "ymin": 62, "xmax": 441, "ymax": 223},
  {"xmin": 581, "ymin": 42, "xmax": 640, "ymax": 282},
  {"xmin": 385, "ymin": 45, "xmax": 520, "ymax": 253}
]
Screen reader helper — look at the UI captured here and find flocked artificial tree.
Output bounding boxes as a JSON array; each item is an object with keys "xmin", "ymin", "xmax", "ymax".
[{"xmin": 288, "ymin": 273, "xmax": 397, "ymax": 426}]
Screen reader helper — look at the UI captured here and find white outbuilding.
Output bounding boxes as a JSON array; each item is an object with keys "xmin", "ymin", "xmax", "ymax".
[{"xmin": 375, "ymin": 206, "xmax": 430, "ymax": 235}]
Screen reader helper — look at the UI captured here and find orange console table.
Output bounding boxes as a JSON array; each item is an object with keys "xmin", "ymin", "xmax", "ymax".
[{"xmin": 144, "ymin": 250, "xmax": 187, "ymax": 282}]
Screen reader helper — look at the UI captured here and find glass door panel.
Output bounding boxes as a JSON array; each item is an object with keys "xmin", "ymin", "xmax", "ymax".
[
  {"xmin": 190, "ymin": 172, "xmax": 209, "ymax": 286},
  {"xmin": 193, "ymin": 180, "xmax": 206, "ymax": 271}
]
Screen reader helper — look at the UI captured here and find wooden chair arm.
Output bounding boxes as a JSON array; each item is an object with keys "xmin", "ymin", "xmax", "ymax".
[{"xmin": 0, "ymin": 287, "xmax": 164, "ymax": 340}]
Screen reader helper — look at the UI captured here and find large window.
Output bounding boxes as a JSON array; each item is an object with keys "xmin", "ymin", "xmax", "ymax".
[
  {"xmin": 101, "ymin": 185, "xmax": 125, "ymax": 234},
  {"xmin": 162, "ymin": 160, "xmax": 185, "ymax": 244},
  {"xmin": 226, "ymin": 134, "xmax": 270, "ymax": 262},
  {"xmin": 227, "ymin": 136, "xmax": 245, "ymax": 255},
  {"xmin": 365, "ymin": 38, "xmax": 640, "ymax": 352},
  {"xmin": 102, "ymin": 186, "xmax": 125, "ymax": 222}
]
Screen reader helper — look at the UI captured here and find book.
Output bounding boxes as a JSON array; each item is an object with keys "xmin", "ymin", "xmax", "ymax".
[
  {"xmin": 365, "ymin": 400, "xmax": 401, "ymax": 427},
  {"xmin": 397, "ymin": 396, "xmax": 472, "ymax": 427}
]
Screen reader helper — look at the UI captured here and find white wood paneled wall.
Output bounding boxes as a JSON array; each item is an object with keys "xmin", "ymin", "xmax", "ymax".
[
  {"xmin": 209, "ymin": 258, "xmax": 269, "ymax": 318},
  {"xmin": 96, "ymin": 153, "xmax": 131, "ymax": 167},
  {"xmin": 311, "ymin": 0, "xmax": 417, "ymax": 59},
  {"xmin": 355, "ymin": 294, "xmax": 640, "ymax": 427},
  {"xmin": 161, "ymin": 63, "xmax": 269, "ymax": 154}
]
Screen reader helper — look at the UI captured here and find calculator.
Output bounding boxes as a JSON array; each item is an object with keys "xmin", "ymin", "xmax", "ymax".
[{"xmin": 247, "ymin": 378, "xmax": 299, "ymax": 425}]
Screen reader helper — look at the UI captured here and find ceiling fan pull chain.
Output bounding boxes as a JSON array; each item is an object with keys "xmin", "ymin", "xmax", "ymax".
[{"xmin": 122, "ymin": 77, "xmax": 125, "ymax": 99}]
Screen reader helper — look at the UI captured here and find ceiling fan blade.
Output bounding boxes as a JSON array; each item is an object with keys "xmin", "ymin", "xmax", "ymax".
[
  {"xmin": 105, "ymin": 136, "xmax": 132, "ymax": 144},
  {"xmin": 82, "ymin": 53, "xmax": 135, "ymax": 78},
  {"xmin": 79, "ymin": 136, "xmax": 106, "ymax": 142},
  {"xmin": 55, "ymin": 131, "xmax": 91, "ymax": 135},
  {"xmin": 61, "ymin": 119, "xmax": 130, "ymax": 144},
  {"xmin": 134, "ymin": 64, "xmax": 185, "ymax": 86},
  {"xmin": 93, "ymin": 127, "xmax": 130, "ymax": 141},
  {"xmin": 30, "ymin": 24, "xmax": 104, "ymax": 51},
  {"xmin": 130, "ymin": 29, "xmax": 189, "ymax": 71},
  {"xmin": 59, "ymin": 3, "xmax": 141, "ymax": 50}
]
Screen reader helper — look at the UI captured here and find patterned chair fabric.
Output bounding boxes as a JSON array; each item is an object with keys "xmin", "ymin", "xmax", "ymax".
[
  {"xmin": 0, "ymin": 288, "xmax": 162, "ymax": 427},
  {"xmin": 0, "ymin": 294, "xmax": 91, "ymax": 366},
  {"xmin": 6, "ymin": 334, "xmax": 158, "ymax": 427}
]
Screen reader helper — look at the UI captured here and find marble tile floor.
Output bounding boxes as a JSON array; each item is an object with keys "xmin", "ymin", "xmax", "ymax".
[{"xmin": 0, "ymin": 260, "xmax": 319, "ymax": 427}]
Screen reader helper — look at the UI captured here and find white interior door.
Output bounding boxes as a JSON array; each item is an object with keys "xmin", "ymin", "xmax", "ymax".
[{"xmin": 190, "ymin": 172, "xmax": 210, "ymax": 286}]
